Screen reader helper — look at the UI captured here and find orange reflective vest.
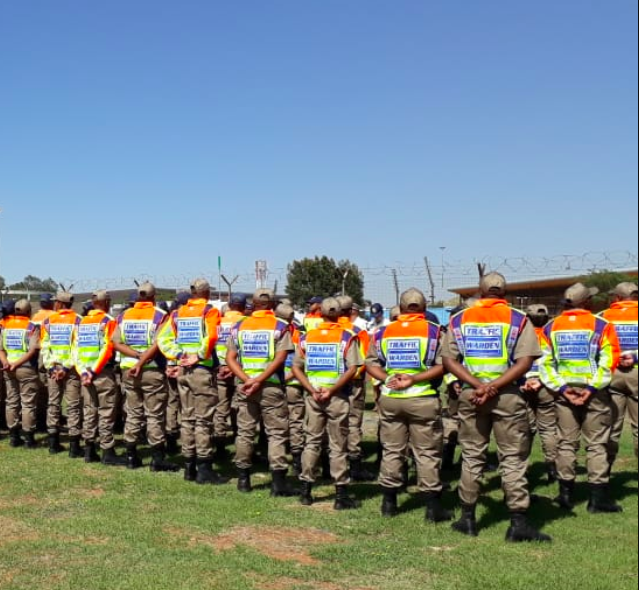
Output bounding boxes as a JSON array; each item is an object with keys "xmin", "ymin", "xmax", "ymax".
[{"xmin": 601, "ymin": 301, "xmax": 638, "ymax": 365}]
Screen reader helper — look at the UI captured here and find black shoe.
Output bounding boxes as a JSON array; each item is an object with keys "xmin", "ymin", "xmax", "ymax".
[
  {"xmin": 48, "ymin": 433, "xmax": 65, "ymax": 455},
  {"xmin": 166, "ymin": 433, "xmax": 181, "ymax": 456},
  {"xmin": 101, "ymin": 448, "xmax": 128, "ymax": 467},
  {"xmin": 506, "ymin": 512, "xmax": 552, "ymax": 543},
  {"xmin": 195, "ymin": 460, "xmax": 229, "ymax": 485},
  {"xmin": 271, "ymin": 470, "xmax": 298, "ymax": 498},
  {"xmin": 299, "ymin": 481, "xmax": 314, "ymax": 506},
  {"xmin": 350, "ymin": 457, "xmax": 376, "ymax": 483},
  {"xmin": 126, "ymin": 445, "xmax": 143, "ymax": 470},
  {"xmin": 84, "ymin": 442, "xmax": 101, "ymax": 464},
  {"xmin": 442, "ymin": 442, "xmax": 457, "ymax": 472},
  {"xmin": 69, "ymin": 437, "xmax": 83, "ymax": 459},
  {"xmin": 184, "ymin": 459, "xmax": 198, "ymax": 482},
  {"xmin": 150, "ymin": 446, "xmax": 181, "ymax": 473},
  {"xmin": 291, "ymin": 453, "xmax": 303, "ymax": 478},
  {"xmin": 587, "ymin": 484, "xmax": 623, "ymax": 514},
  {"xmin": 24, "ymin": 432, "xmax": 38, "ymax": 450},
  {"xmin": 452, "ymin": 503, "xmax": 478, "ymax": 537},
  {"xmin": 381, "ymin": 487, "xmax": 399, "ymax": 518},
  {"xmin": 237, "ymin": 468, "xmax": 253, "ymax": 493},
  {"xmin": 556, "ymin": 479, "xmax": 575, "ymax": 511},
  {"xmin": 425, "ymin": 492, "xmax": 454, "ymax": 523},
  {"xmin": 546, "ymin": 462, "xmax": 559, "ymax": 486},
  {"xmin": 334, "ymin": 486, "xmax": 361, "ymax": 511},
  {"xmin": 9, "ymin": 429, "xmax": 24, "ymax": 448}
]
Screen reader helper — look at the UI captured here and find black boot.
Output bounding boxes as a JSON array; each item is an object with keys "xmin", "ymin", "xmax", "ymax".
[
  {"xmin": 299, "ymin": 481, "xmax": 314, "ymax": 506},
  {"xmin": 184, "ymin": 458, "xmax": 198, "ymax": 482},
  {"xmin": 48, "ymin": 433, "xmax": 64, "ymax": 455},
  {"xmin": 166, "ymin": 433, "xmax": 180, "ymax": 456},
  {"xmin": 425, "ymin": 492, "xmax": 454, "ymax": 523},
  {"xmin": 291, "ymin": 453, "xmax": 303, "ymax": 478},
  {"xmin": 69, "ymin": 437, "xmax": 83, "ymax": 459},
  {"xmin": 84, "ymin": 442, "xmax": 100, "ymax": 464},
  {"xmin": 334, "ymin": 486, "xmax": 361, "ymax": 511},
  {"xmin": 381, "ymin": 487, "xmax": 399, "ymax": 518},
  {"xmin": 271, "ymin": 470, "xmax": 298, "ymax": 498},
  {"xmin": 321, "ymin": 450, "xmax": 332, "ymax": 481},
  {"xmin": 196, "ymin": 459, "xmax": 229, "ymax": 485},
  {"xmin": 214, "ymin": 438, "xmax": 230, "ymax": 462},
  {"xmin": 9, "ymin": 428, "xmax": 24, "ymax": 448},
  {"xmin": 101, "ymin": 447, "xmax": 128, "ymax": 467},
  {"xmin": 399, "ymin": 460, "xmax": 410, "ymax": 493},
  {"xmin": 607, "ymin": 455, "xmax": 616, "ymax": 479},
  {"xmin": 150, "ymin": 446, "xmax": 181, "ymax": 473},
  {"xmin": 587, "ymin": 484, "xmax": 623, "ymax": 514},
  {"xmin": 556, "ymin": 479, "xmax": 575, "ymax": 511},
  {"xmin": 442, "ymin": 442, "xmax": 457, "ymax": 472},
  {"xmin": 546, "ymin": 462, "xmax": 559, "ymax": 486},
  {"xmin": 506, "ymin": 512, "xmax": 552, "ymax": 543},
  {"xmin": 350, "ymin": 457, "xmax": 376, "ymax": 482},
  {"xmin": 126, "ymin": 445, "xmax": 143, "ymax": 470},
  {"xmin": 237, "ymin": 468, "xmax": 253, "ymax": 493},
  {"xmin": 452, "ymin": 503, "xmax": 478, "ymax": 537},
  {"xmin": 24, "ymin": 432, "xmax": 38, "ymax": 450}
]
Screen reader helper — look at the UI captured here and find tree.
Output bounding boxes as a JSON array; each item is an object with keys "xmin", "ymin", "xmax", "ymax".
[
  {"xmin": 0, "ymin": 276, "xmax": 5, "ymax": 290},
  {"xmin": 8, "ymin": 275, "xmax": 59, "ymax": 293},
  {"xmin": 286, "ymin": 257, "xmax": 365, "ymax": 308},
  {"xmin": 584, "ymin": 270, "xmax": 637, "ymax": 308}
]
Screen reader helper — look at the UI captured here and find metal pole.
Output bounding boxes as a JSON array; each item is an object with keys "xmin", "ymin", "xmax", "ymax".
[{"xmin": 439, "ymin": 246, "xmax": 447, "ymax": 291}]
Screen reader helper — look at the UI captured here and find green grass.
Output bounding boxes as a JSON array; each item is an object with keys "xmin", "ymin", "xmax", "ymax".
[{"xmin": 0, "ymin": 423, "xmax": 636, "ymax": 590}]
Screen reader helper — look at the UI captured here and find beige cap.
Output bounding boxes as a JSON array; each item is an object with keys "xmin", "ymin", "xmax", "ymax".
[
  {"xmin": 564, "ymin": 283, "xmax": 599, "ymax": 306},
  {"xmin": 92, "ymin": 290, "xmax": 111, "ymax": 302},
  {"xmin": 337, "ymin": 295, "xmax": 354, "ymax": 313},
  {"xmin": 55, "ymin": 291, "xmax": 74, "ymax": 304},
  {"xmin": 390, "ymin": 306, "xmax": 401, "ymax": 321},
  {"xmin": 480, "ymin": 272, "xmax": 507, "ymax": 295},
  {"xmin": 15, "ymin": 299, "xmax": 32, "ymax": 316},
  {"xmin": 279, "ymin": 298, "xmax": 293, "ymax": 307},
  {"xmin": 400, "ymin": 288, "xmax": 427, "ymax": 311},
  {"xmin": 137, "ymin": 282, "xmax": 156, "ymax": 298},
  {"xmin": 253, "ymin": 288, "xmax": 275, "ymax": 303},
  {"xmin": 275, "ymin": 303, "xmax": 295, "ymax": 322},
  {"xmin": 321, "ymin": 297, "xmax": 341, "ymax": 318},
  {"xmin": 191, "ymin": 278, "xmax": 211, "ymax": 295},
  {"xmin": 610, "ymin": 282, "xmax": 639, "ymax": 299},
  {"xmin": 526, "ymin": 304, "xmax": 549, "ymax": 317}
]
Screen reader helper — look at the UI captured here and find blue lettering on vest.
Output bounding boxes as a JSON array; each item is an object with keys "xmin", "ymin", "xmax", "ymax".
[
  {"xmin": 241, "ymin": 331, "xmax": 270, "ymax": 358},
  {"xmin": 78, "ymin": 324, "xmax": 100, "ymax": 347},
  {"xmin": 176, "ymin": 318, "xmax": 203, "ymax": 345},
  {"xmin": 123, "ymin": 322, "xmax": 151, "ymax": 347},
  {"xmin": 464, "ymin": 326, "xmax": 504, "ymax": 359},
  {"xmin": 556, "ymin": 332, "xmax": 590, "ymax": 360},
  {"xmin": 49, "ymin": 324, "xmax": 74, "ymax": 346},
  {"xmin": 4, "ymin": 329, "xmax": 25, "ymax": 350},
  {"xmin": 386, "ymin": 339, "xmax": 422, "ymax": 370},
  {"xmin": 306, "ymin": 344, "xmax": 339, "ymax": 372},
  {"xmin": 616, "ymin": 324, "xmax": 639, "ymax": 352}
]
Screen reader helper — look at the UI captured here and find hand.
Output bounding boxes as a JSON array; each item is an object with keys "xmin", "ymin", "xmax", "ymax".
[
  {"xmin": 561, "ymin": 387, "xmax": 582, "ymax": 405},
  {"xmin": 522, "ymin": 378, "xmax": 543, "ymax": 393},
  {"xmin": 471, "ymin": 384, "xmax": 498, "ymax": 406},
  {"xmin": 318, "ymin": 388, "xmax": 332, "ymax": 403},
  {"xmin": 166, "ymin": 366, "xmax": 180, "ymax": 379},
  {"xmin": 452, "ymin": 382, "xmax": 463, "ymax": 396},
  {"xmin": 53, "ymin": 368, "xmax": 66, "ymax": 383},
  {"xmin": 218, "ymin": 366, "xmax": 233, "ymax": 380},
  {"xmin": 387, "ymin": 374, "xmax": 414, "ymax": 391},
  {"xmin": 81, "ymin": 372, "xmax": 94, "ymax": 387},
  {"xmin": 180, "ymin": 354, "xmax": 200, "ymax": 368},
  {"xmin": 8, "ymin": 363, "xmax": 19, "ymax": 373},
  {"xmin": 242, "ymin": 378, "xmax": 262, "ymax": 396},
  {"xmin": 312, "ymin": 389, "xmax": 323, "ymax": 403},
  {"xmin": 573, "ymin": 388, "xmax": 594, "ymax": 406},
  {"xmin": 1, "ymin": 361, "xmax": 10, "ymax": 371},
  {"xmin": 619, "ymin": 354, "xmax": 636, "ymax": 369},
  {"xmin": 128, "ymin": 364, "xmax": 142, "ymax": 380}
]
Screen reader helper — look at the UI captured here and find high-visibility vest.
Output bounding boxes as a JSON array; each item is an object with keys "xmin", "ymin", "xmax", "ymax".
[
  {"xmin": 526, "ymin": 326, "xmax": 546, "ymax": 378},
  {"xmin": 41, "ymin": 310, "xmax": 81, "ymax": 370},
  {"xmin": 450, "ymin": 299, "xmax": 527, "ymax": 383},
  {"xmin": 117, "ymin": 303, "xmax": 166, "ymax": 370},
  {"xmin": 540, "ymin": 310, "xmax": 620, "ymax": 390},
  {"xmin": 233, "ymin": 311, "xmax": 288, "ymax": 384},
  {"xmin": 302, "ymin": 323, "xmax": 354, "ymax": 389},
  {"xmin": 601, "ymin": 301, "xmax": 638, "ymax": 365},
  {"xmin": 374, "ymin": 314, "xmax": 440, "ymax": 398},
  {"xmin": 1, "ymin": 316, "xmax": 37, "ymax": 366},
  {"xmin": 157, "ymin": 299, "xmax": 220, "ymax": 369},
  {"xmin": 216, "ymin": 311, "xmax": 246, "ymax": 364},
  {"xmin": 74, "ymin": 310, "xmax": 116, "ymax": 377},
  {"xmin": 303, "ymin": 313, "xmax": 323, "ymax": 333},
  {"xmin": 285, "ymin": 327, "xmax": 302, "ymax": 386},
  {"xmin": 32, "ymin": 309, "xmax": 54, "ymax": 328},
  {"xmin": 338, "ymin": 317, "xmax": 370, "ymax": 379}
]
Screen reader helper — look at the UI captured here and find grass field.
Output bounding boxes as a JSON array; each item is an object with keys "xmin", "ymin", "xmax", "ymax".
[{"xmin": 0, "ymin": 419, "xmax": 637, "ymax": 590}]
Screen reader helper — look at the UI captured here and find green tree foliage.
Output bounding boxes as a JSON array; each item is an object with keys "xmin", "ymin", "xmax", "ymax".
[
  {"xmin": 584, "ymin": 270, "xmax": 637, "ymax": 307},
  {"xmin": 8, "ymin": 275, "xmax": 59, "ymax": 293},
  {"xmin": 286, "ymin": 257, "xmax": 365, "ymax": 308},
  {"xmin": 0, "ymin": 276, "xmax": 5, "ymax": 290}
]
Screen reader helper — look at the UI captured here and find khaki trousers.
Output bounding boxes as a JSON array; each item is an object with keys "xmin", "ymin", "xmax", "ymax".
[
  {"xmin": 525, "ymin": 387, "xmax": 558, "ymax": 463},
  {"xmin": 178, "ymin": 367, "xmax": 218, "ymax": 460},
  {"xmin": 556, "ymin": 390, "xmax": 613, "ymax": 484},
  {"xmin": 81, "ymin": 368, "xmax": 118, "ymax": 450},
  {"xmin": 47, "ymin": 370, "xmax": 82, "ymax": 436},
  {"xmin": 234, "ymin": 384, "xmax": 289, "ymax": 471},
  {"xmin": 378, "ymin": 395, "xmax": 444, "ymax": 493},
  {"xmin": 608, "ymin": 367, "xmax": 639, "ymax": 458},
  {"xmin": 214, "ymin": 374, "xmax": 236, "ymax": 439},
  {"xmin": 443, "ymin": 386, "xmax": 460, "ymax": 446},
  {"xmin": 287, "ymin": 384, "xmax": 306, "ymax": 455},
  {"xmin": 166, "ymin": 376, "xmax": 181, "ymax": 436},
  {"xmin": 301, "ymin": 393, "xmax": 350, "ymax": 486},
  {"xmin": 458, "ymin": 389, "xmax": 531, "ymax": 512},
  {"xmin": 123, "ymin": 369, "xmax": 168, "ymax": 448},
  {"xmin": 348, "ymin": 379, "xmax": 366, "ymax": 459},
  {"xmin": 4, "ymin": 367, "xmax": 40, "ymax": 433}
]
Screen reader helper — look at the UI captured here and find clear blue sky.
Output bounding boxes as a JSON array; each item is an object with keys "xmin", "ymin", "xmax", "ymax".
[{"xmin": 1, "ymin": 1, "xmax": 637, "ymax": 289}]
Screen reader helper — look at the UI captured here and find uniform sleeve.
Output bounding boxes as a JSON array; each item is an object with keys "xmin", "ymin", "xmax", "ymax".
[
  {"xmin": 439, "ymin": 329, "xmax": 461, "ymax": 360},
  {"xmin": 112, "ymin": 326, "xmax": 123, "ymax": 345},
  {"xmin": 275, "ymin": 330, "xmax": 295, "ymax": 354},
  {"xmin": 346, "ymin": 337, "xmax": 364, "ymax": 369},
  {"xmin": 0, "ymin": 327, "xmax": 5, "ymax": 353},
  {"xmin": 539, "ymin": 326, "xmax": 566, "ymax": 392},
  {"xmin": 513, "ymin": 321, "xmax": 542, "ymax": 360},
  {"xmin": 365, "ymin": 336, "xmax": 384, "ymax": 369},
  {"xmin": 28, "ymin": 325, "xmax": 41, "ymax": 351},
  {"xmin": 156, "ymin": 314, "xmax": 181, "ymax": 361},
  {"xmin": 434, "ymin": 340, "xmax": 444, "ymax": 366},
  {"xmin": 591, "ymin": 323, "xmax": 621, "ymax": 390},
  {"xmin": 200, "ymin": 307, "xmax": 221, "ymax": 360}
]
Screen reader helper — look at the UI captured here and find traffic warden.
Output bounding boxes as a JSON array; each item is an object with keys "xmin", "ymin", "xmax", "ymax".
[
  {"xmin": 366, "ymin": 289, "xmax": 452, "ymax": 523},
  {"xmin": 293, "ymin": 297, "xmax": 363, "ymax": 510},
  {"xmin": 540, "ymin": 283, "xmax": 622, "ymax": 514},
  {"xmin": 442, "ymin": 273, "xmax": 551, "ymax": 543}
]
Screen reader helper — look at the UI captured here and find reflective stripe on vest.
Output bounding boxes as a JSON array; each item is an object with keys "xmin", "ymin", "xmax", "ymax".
[
  {"xmin": 75, "ymin": 314, "xmax": 112, "ymax": 372},
  {"xmin": 235, "ymin": 314, "xmax": 285, "ymax": 384},
  {"xmin": 303, "ymin": 327, "xmax": 352, "ymax": 389},
  {"xmin": 377, "ymin": 320, "xmax": 440, "ymax": 398},
  {"xmin": 544, "ymin": 316, "xmax": 608, "ymax": 385},
  {"xmin": 1, "ymin": 317, "xmax": 32, "ymax": 364},
  {"xmin": 451, "ymin": 309, "xmax": 526, "ymax": 383},
  {"xmin": 216, "ymin": 313, "xmax": 245, "ymax": 362},
  {"xmin": 119, "ymin": 307, "xmax": 165, "ymax": 369},
  {"xmin": 175, "ymin": 304, "xmax": 214, "ymax": 368},
  {"xmin": 44, "ymin": 313, "xmax": 80, "ymax": 368}
]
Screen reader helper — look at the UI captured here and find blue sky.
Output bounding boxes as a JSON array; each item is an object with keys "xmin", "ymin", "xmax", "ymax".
[{"xmin": 1, "ymin": 1, "xmax": 637, "ymax": 293}]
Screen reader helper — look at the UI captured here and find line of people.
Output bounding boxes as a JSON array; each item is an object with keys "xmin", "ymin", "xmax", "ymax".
[{"xmin": 0, "ymin": 275, "xmax": 637, "ymax": 543}]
